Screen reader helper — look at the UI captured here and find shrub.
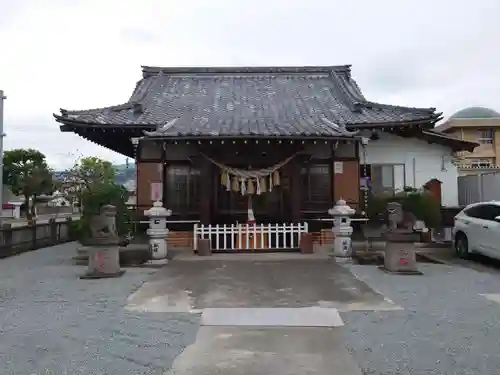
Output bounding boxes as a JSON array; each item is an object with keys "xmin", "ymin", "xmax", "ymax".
[
  {"xmin": 73, "ymin": 182, "xmax": 132, "ymax": 241},
  {"xmin": 365, "ymin": 191, "xmax": 389, "ymax": 223},
  {"xmin": 365, "ymin": 187, "xmax": 441, "ymax": 229},
  {"xmin": 396, "ymin": 188, "xmax": 441, "ymax": 228}
]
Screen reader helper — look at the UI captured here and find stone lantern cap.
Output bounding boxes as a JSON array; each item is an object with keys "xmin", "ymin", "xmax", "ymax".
[
  {"xmin": 144, "ymin": 201, "xmax": 172, "ymax": 217},
  {"xmin": 328, "ymin": 199, "xmax": 355, "ymax": 217}
]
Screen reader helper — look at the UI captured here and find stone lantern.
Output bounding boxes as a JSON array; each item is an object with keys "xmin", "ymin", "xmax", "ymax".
[
  {"xmin": 144, "ymin": 201, "xmax": 172, "ymax": 262},
  {"xmin": 328, "ymin": 199, "xmax": 355, "ymax": 260}
]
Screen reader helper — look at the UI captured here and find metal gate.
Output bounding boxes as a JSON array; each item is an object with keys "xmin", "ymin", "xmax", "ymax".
[{"xmin": 458, "ymin": 172, "xmax": 500, "ymax": 205}]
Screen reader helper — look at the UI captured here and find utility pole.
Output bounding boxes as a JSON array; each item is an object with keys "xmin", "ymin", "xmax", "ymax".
[{"xmin": 0, "ymin": 90, "xmax": 6, "ymax": 219}]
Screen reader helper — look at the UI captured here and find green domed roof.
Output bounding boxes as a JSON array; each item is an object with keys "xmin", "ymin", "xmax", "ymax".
[{"xmin": 450, "ymin": 106, "xmax": 500, "ymax": 119}]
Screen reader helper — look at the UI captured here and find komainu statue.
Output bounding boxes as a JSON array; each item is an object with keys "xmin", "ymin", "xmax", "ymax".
[
  {"xmin": 387, "ymin": 202, "xmax": 403, "ymax": 230},
  {"xmin": 89, "ymin": 205, "xmax": 119, "ymax": 242}
]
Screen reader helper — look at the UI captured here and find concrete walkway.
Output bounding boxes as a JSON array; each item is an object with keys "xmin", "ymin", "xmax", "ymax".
[{"xmin": 126, "ymin": 255, "xmax": 400, "ymax": 374}]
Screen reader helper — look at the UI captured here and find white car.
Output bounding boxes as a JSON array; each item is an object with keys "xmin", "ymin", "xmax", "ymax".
[{"xmin": 453, "ymin": 201, "xmax": 500, "ymax": 260}]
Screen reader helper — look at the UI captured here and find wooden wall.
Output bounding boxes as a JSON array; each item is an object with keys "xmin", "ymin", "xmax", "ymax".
[
  {"xmin": 333, "ymin": 160, "xmax": 360, "ymax": 210},
  {"xmin": 136, "ymin": 162, "xmax": 162, "ymax": 210}
]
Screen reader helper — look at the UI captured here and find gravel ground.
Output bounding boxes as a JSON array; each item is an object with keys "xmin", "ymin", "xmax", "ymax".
[
  {"xmin": 341, "ymin": 264, "xmax": 500, "ymax": 375},
  {"xmin": 0, "ymin": 243, "xmax": 199, "ymax": 375}
]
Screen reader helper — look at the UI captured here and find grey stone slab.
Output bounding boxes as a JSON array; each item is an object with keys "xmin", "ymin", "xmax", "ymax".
[
  {"xmin": 480, "ymin": 293, "xmax": 500, "ymax": 304},
  {"xmin": 201, "ymin": 307, "xmax": 344, "ymax": 327},
  {"xmin": 126, "ymin": 259, "xmax": 391, "ymax": 313},
  {"xmin": 164, "ymin": 326, "xmax": 362, "ymax": 375}
]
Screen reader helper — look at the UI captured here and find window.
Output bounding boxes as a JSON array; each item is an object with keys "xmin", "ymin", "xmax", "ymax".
[
  {"xmin": 166, "ymin": 165, "xmax": 201, "ymax": 216},
  {"xmin": 464, "ymin": 204, "xmax": 500, "ymax": 221},
  {"xmin": 477, "ymin": 128, "xmax": 494, "ymax": 144},
  {"xmin": 300, "ymin": 163, "xmax": 331, "ymax": 211},
  {"xmin": 366, "ymin": 164, "xmax": 405, "ymax": 196}
]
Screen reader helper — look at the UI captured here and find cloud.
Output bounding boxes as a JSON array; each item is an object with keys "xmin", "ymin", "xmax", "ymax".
[{"xmin": 1, "ymin": 0, "xmax": 499, "ymax": 169}]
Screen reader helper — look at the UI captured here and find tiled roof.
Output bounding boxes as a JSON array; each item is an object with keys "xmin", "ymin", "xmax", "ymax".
[
  {"xmin": 55, "ymin": 66, "xmax": 441, "ymax": 138},
  {"xmin": 420, "ymin": 129, "xmax": 478, "ymax": 152}
]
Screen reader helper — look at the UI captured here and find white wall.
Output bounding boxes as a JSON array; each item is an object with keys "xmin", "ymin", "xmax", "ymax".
[{"xmin": 359, "ymin": 133, "xmax": 459, "ymax": 207}]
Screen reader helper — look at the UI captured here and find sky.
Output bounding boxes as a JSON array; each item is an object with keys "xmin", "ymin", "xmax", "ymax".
[{"xmin": 0, "ymin": 0, "xmax": 499, "ymax": 170}]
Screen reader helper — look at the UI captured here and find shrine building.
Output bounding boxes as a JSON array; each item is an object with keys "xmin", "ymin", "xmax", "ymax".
[{"xmin": 55, "ymin": 65, "xmax": 476, "ymax": 248}]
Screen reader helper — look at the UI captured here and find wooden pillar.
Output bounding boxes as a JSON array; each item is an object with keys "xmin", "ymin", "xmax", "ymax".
[
  {"xmin": 162, "ymin": 143, "xmax": 167, "ymax": 208},
  {"xmin": 289, "ymin": 157, "xmax": 301, "ymax": 222},
  {"xmin": 198, "ymin": 157, "xmax": 212, "ymax": 224},
  {"xmin": 162, "ymin": 162, "xmax": 167, "ymax": 208}
]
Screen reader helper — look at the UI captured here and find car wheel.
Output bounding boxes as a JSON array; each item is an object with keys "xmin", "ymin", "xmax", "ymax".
[{"xmin": 455, "ymin": 233, "xmax": 469, "ymax": 259}]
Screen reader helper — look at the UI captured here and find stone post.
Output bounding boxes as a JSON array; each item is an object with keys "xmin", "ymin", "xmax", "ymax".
[
  {"xmin": 328, "ymin": 199, "xmax": 355, "ymax": 261},
  {"xmin": 300, "ymin": 233, "xmax": 314, "ymax": 254},
  {"xmin": 144, "ymin": 201, "xmax": 171, "ymax": 264},
  {"xmin": 80, "ymin": 204, "xmax": 125, "ymax": 279},
  {"xmin": 49, "ymin": 218, "xmax": 57, "ymax": 245},
  {"xmin": 1, "ymin": 223, "xmax": 12, "ymax": 250}
]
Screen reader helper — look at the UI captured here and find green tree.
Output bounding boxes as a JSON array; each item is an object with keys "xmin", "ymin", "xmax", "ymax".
[
  {"xmin": 68, "ymin": 156, "xmax": 116, "ymax": 187},
  {"xmin": 3, "ymin": 148, "xmax": 54, "ymax": 217}
]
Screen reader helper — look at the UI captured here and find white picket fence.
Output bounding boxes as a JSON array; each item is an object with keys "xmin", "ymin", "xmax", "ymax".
[{"xmin": 193, "ymin": 223, "xmax": 309, "ymax": 251}]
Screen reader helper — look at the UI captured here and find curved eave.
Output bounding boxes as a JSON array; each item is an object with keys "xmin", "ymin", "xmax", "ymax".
[
  {"xmin": 56, "ymin": 116, "xmax": 153, "ymax": 157},
  {"xmin": 421, "ymin": 130, "xmax": 478, "ymax": 152},
  {"xmin": 54, "ymin": 113, "xmax": 159, "ymax": 129},
  {"xmin": 55, "ymin": 113, "xmax": 441, "ymax": 132}
]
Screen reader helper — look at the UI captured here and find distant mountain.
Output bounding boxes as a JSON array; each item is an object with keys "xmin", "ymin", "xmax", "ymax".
[{"xmin": 114, "ymin": 164, "xmax": 136, "ymax": 186}]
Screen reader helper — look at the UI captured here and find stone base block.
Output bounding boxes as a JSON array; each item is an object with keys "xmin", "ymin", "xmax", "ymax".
[
  {"xmin": 378, "ymin": 266, "xmax": 423, "ymax": 276},
  {"xmin": 141, "ymin": 258, "xmax": 169, "ymax": 268},
  {"xmin": 74, "ymin": 244, "xmax": 150, "ymax": 267},
  {"xmin": 355, "ymin": 252, "xmax": 383, "ymax": 265},
  {"xmin": 80, "ymin": 270, "xmax": 126, "ymax": 279},
  {"xmin": 334, "ymin": 256, "xmax": 353, "ymax": 264}
]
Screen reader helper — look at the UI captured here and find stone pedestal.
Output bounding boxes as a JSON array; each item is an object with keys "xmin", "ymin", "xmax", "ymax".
[
  {"xmin": 380, "ymin": 242, "xmax": 422, "ymax": 275},
  {"xmin": 80, "ymin": 205, "xmax": 125, "ymax": 279},
  {"xmin": 82, "ymin": 246, "xmax": 124, "ymax": 278}
]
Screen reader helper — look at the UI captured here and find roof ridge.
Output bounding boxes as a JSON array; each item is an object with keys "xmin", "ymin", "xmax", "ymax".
[
  {"xmin": 325, "ymin": 70, "xmax": 358, "ymax": 110},
  {"xmin": 141, "ymin": 65, "xmax": 352, "ymax": 78}
]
